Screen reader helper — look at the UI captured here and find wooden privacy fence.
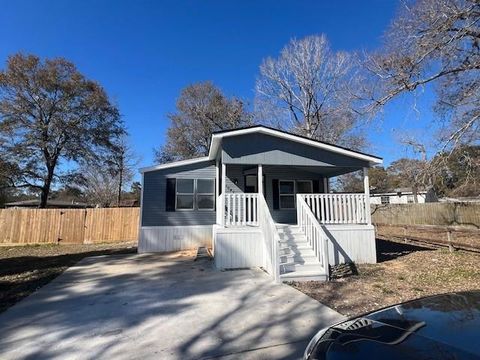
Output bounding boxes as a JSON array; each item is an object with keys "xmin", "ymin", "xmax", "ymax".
[
  {"xmin": 371, "ymin": 203, "xmax": 480, "ymax": 228},
  {"xmin": 0, "ymin": 207, "xmax": 140, "ymax": 245},
  {"xmin": 375, "ymin": 223, "xmax": 480, "ymax": 252},
  {"xmin": 372, "ymin": 203, "xmax": 480, "ymax": 252}
]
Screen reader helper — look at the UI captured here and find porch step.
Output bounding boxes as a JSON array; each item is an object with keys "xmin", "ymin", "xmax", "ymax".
[
  {"xmin": 279, "ymin": 252, "xmax": 317, "ymax": 265},
  {"xmin": 276, "ymin": 224, "xmax": 328, "ymax": 282},
  {"xmin": 279, "ymin": 244, "xmax": 312, "ymax": 253},
  {"xmin": 281, "ymin": 262, "xmax": 325, "ymax": 273},
  {"xmin": 279, "ymin": 238, "xmax": 309, "ymax": 246},
  {"xmin": 280, "ymin": 269, "xmax": 328, "ymax": 282},
  {"xmin": 278, "ymin": 233, "xmax": 306, "ymax": 241},
  {"xmin": 276, "ymin": 226, "xmax": 303, "ymax": 235}
]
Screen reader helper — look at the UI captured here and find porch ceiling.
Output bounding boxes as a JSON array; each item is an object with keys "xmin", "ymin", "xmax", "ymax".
[{"xmin": 235, "ymin": 164, "xmax": 362, "ymax": 178}]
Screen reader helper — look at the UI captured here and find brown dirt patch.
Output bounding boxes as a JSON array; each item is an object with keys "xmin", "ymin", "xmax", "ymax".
[
  {"xmin": 290, "ymin": 238, "xmax": 480, "ymax": 317},
  {"xmin": 0, "ymin": 242, "xmax": 137, "ymax": 313}
]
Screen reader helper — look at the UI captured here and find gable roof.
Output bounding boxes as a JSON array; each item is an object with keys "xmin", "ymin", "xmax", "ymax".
[
  {"xmin": 208, "ymin": 125, "xmax": 382, "ymax": 164},
  {"xmin": 140, "ymin": 125, "xmax": 382, "ymax": 173}
]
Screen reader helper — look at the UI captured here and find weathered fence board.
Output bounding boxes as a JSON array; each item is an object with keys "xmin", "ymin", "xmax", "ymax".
[
  {"xmin": 0, "ymin": 208, "xmax": 140, "ymax": 245},
  {"xmin": 372, "ymin": 203, "xmax": 480, "ymax": 228},
  {"xmin": 376, "ymin": 223, "xmax": 480, "ymax": 252}
]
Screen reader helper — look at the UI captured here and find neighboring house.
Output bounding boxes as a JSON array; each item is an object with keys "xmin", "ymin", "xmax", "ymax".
[
  {"xmin": 4, "ymin": 199, "xmax": 89, "ymax": 209},
  {"xmin": 139, "ymin": 126, "xmax": 383, "ymax": 282},
  {"xmin": 370, "ymin": 188, "xmax": 429, "ymax": 205},
  {"xmin": 118, "ymin": 199, "xmax": 139, "ymax": 207}
]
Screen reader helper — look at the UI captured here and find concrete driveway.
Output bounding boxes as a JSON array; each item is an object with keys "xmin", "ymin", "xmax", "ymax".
[{"xmin": 0, "ymin": 252, "xmax": 344, "ymax": 360}]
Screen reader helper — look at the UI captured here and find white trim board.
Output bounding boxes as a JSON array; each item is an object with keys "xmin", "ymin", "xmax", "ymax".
[{"xmin": 139, "ymin": 157, "xmax": 210, "ymax": 173}]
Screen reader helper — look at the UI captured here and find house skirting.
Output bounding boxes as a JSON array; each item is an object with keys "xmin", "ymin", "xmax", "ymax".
[
  {"xmin": 138, "ymin": 225, "xmax": 213, "ymax": 253},
  {"xmin": 213, "ymin": 226, "xmax": 263, "ymax": 269},
  {"xmin": 323, "ymin": 224, "xmax": 376, "ymax": 264}
]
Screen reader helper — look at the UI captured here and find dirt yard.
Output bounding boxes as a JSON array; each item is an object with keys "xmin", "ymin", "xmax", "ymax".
[
  {"xmin": 0, "ymin": 242, "xmax": 137, "ymax": 313},
  {"xmin": 291, "ymin": 238, "xmax": 480, "ymax": 317}
]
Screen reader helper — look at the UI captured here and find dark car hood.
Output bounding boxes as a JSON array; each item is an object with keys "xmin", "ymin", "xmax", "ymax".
[{"xmin": 312, "ymin": 291, "xmax": 480, "ymax": 360}]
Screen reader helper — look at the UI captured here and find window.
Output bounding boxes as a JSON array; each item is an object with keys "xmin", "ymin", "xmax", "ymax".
[
  {"xmin": 279, "ymin": 180, "xmax": 295, "ymax": 209},
  {"xmin": 197, "ymin": 179, "xmax": 215, "ymax": 210},
  {"xmin": 174, "ymin": 179, "xmax": 215, "ymax": 211},
  {"xmin": 296, "ymin": 180, "xmax": 313, "ymax": 194},
  {"xmin": 407, "ymin": 195, "xmax": 414, "ymax": 203},
  {"xmin": 176, "ymin": 179, "xmax": 194, "ymax": 210},
  {"xmin": 381, "ymin": 196, "xmax": 390, "ymax": 204}
]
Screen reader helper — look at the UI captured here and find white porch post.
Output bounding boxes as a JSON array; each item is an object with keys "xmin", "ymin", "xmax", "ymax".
[
  {"xmin": 257, "ymin": 164, "xmax": 263, "ymax": 197},
  {"xmin": 363, "ymin": 167, "xmax": 372, "ymax": 225},
  {"xmin": 215, "ymin": 160, "xmax": 221, "ymax": 224},
  {"xmin": 323, "ymin": 177, "xmax": 329, "ymax": 193},
  {"xmin": 220, "ymin": 162, "xmax": 226, "ymax": 226}
]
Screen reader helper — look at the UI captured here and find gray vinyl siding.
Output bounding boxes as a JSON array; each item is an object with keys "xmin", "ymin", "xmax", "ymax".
[
  {"xmin": 265, "ymin": 167, "xmax": 325, "ymax": 223},
  {"xmin": 222, "ymin": 133, "xmax": 369, "ymax": 168},
  {"xmin": 142, "ymin": 161, "xmax": 216, "ymax": 226},
  {"xmin": 224, "ymin": 165, "xmax": 325, "ymax": 224}
]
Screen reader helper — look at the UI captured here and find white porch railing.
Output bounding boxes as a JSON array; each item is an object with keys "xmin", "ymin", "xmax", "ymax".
[
  {"xmin": 299, "ymin": 193, "xmax": 369, "ymax": 224},
  {"xmin": 224, "ymin": 193, "xmax": 259, "ymax": 226},
  {"xmin": 296, "ymin": 195, "xmax": 329, "ymax": 275},
  {"xmin": 258, "ymin": 195, "xmax": 280, "ymax": 283}
]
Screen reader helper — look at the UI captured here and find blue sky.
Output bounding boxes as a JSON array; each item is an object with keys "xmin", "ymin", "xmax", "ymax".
[{"xmin": 0, "ymin": 0, "xmax": 435, "ymax": 177}]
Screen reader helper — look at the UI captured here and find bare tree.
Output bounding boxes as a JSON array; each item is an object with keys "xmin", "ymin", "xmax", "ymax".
[
  {"xmin": 0, "ymin": 54, "xmax": 124, "ymax": 208},
  {"xmin": 255, "ymin": 35, "xmax": 367, "ymax": 149},
  {"xmin": 365, "ymin": 0, "xmax": 480, "ymax": 151},
  {"xmin": 387, "ymin": 158, "xmax": 429, "ymax": 202},
  {"xmin": 107, "ymin": 135, "xmax": 140, "ymax": 206},
  {"xmin": 155, "ymin": 81, "xmax": 253, "ymax": 162},
  {"xmin": 79, "ymin": 162, "xmax": 119, "ymax": 207}
]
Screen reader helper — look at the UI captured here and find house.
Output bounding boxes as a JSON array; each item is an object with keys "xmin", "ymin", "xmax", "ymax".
[
  {"xmin": 4, "ymin": 199, "xmax": 89, "ymax": 209},
  {"xmin": 139, "ymin": 126, "xmax": 383, "ymax": 282},
  {"xmin": 370, "ymin": 188, "xmax": 433, "ymax": 205}
]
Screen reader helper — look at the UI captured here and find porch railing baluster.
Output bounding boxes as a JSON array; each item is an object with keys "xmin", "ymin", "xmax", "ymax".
[{"xmin": 298, "ymin": 193, "xmax": 368, "ymax": 225}]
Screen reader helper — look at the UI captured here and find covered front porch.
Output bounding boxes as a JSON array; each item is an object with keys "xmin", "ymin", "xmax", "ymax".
[
  {"xmin": 213, "ymin": 161, "xmax": 375, "ymax": 282},
  {"xmin": 215, "ymin": 163, "xmax": 372, "ymax": 227}
]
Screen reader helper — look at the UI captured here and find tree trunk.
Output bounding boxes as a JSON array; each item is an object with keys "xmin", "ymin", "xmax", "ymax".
[
  {"xmin": 117, "ymin": 167, "xmax": 123, "ymax": 207},
  {"xmin": 39, "ymin": 165, "xmax": 55, "ymax": 208},
  {"xmin": 413, "ymin": 184, "xmax": 419, "ymax": 204}
]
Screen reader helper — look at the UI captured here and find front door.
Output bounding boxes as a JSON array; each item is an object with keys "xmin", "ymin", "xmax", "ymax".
[{"xmin": 244, "ymin": 175, "xmax": 266, "ymax": 194}]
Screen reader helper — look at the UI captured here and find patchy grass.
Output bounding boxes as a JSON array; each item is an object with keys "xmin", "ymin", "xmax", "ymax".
[
  {"xmin": 290, "ymin": 238, "xmax": 480, "ymax": 317},
  {"xmin": 0, "ymin": 242, "xmax": 137, "ymax": 313}
]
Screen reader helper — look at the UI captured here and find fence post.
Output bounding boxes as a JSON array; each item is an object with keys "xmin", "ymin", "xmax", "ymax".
[
  {"xmin": 447, "ymin": 230, "xmax": 455, "ymax": 252},
  {"xmin": 363, "ymin": 167, "xmax": 372, "ymax": 225}
]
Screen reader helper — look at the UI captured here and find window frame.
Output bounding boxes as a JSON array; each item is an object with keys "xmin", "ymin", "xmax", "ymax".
[
  {"xmin": 279, "ymin": 180, "xmax": 296, "ymax": 210},
  {"xmin": 175, "ymin": 179, "xmax": 195, "ymax": 211},
  {"xmin": 380, "ymin": 196, "xmax": 390, "ymax": 205},
  {"xmin": 196, "ymin": 178, "xmax": 215, "ymax": 211}
]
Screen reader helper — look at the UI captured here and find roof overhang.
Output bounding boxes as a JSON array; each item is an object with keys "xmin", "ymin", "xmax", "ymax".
[
  {"xmin": 208, "ymin": 126, "xmax": 383, "ymax": 165},
  {"xmin": 139, "ymin": 156, "xmax": 211, "ymax": 173}
]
